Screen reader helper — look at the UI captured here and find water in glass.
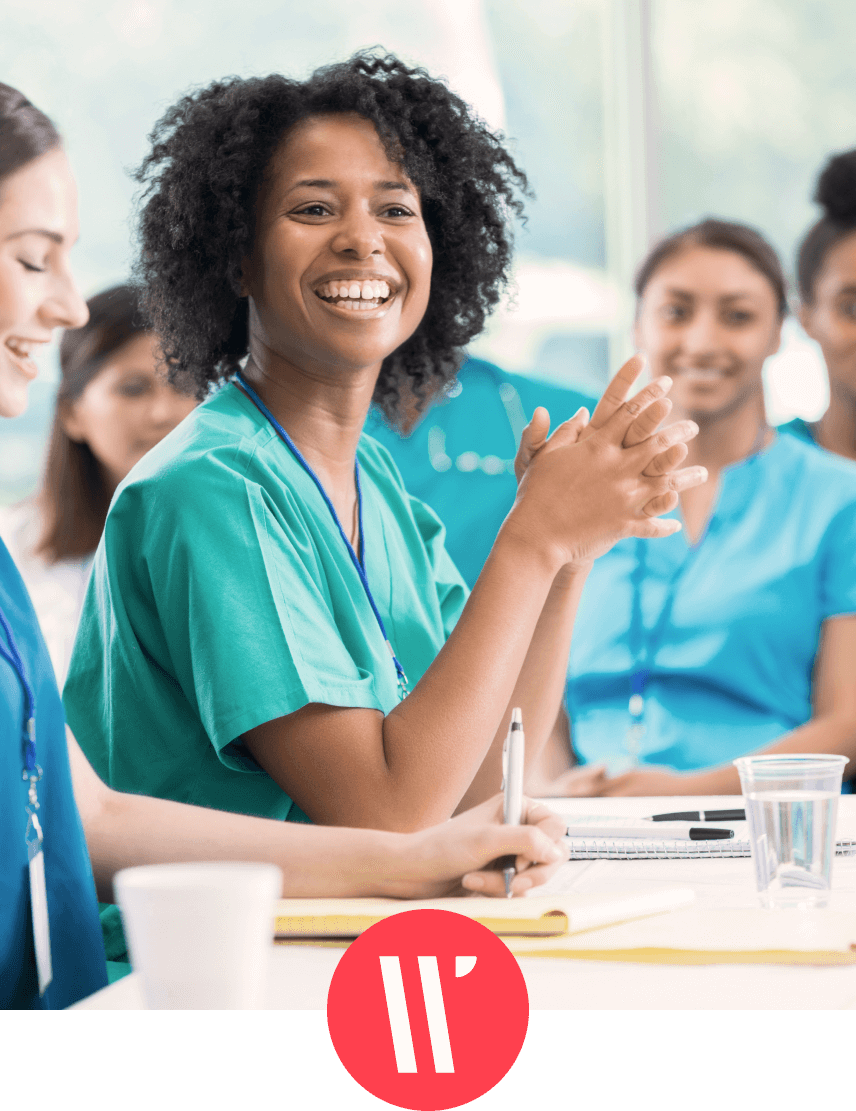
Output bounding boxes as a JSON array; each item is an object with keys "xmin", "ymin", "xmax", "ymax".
[{"xmin": 744, "ymin": 789, "xmax": 838, "ymax": 908}]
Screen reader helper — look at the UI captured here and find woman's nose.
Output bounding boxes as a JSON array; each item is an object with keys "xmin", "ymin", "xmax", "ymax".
[
  {"xmin": 40, "ymin": 269, "xmax": 89, "ymax": 331},
  {"xmin": 679, "ymin": 310, "xmax": 721, "ymax": 358},
  {"xmin": 330, "ymin": 207, "xmax": 384, "ymax": 259}
]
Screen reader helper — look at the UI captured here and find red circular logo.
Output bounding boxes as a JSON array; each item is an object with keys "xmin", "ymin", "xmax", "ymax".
[{"xmin": 326, "ymin": 909, "xmax": 529, "ymax": 1110}]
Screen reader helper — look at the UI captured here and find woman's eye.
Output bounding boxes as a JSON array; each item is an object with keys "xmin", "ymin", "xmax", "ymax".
[
  {"xmin": 725, "ymin": 311, "xmax": 754, "ymax": 326},
  {"xmin": 382, "ymin": 205, "xmax": 414, "ymax": 219},
  {"xmin": 294, "ymin": 204, "xmax": 330, "ymax": 217},
  {"xmin": 661, "ymin": 304, "xmax": 687, "ymax": 322},
  {"xmin": 838, "ymin": 299, "xmax": 856, "ymax": 321},
  {"xmin": 116, "ymin": 379, "xmax": 151, "ymax": 398},
  {"xmin": 18, "ymin": 259, "xmax": 46, "ymax": 274}
]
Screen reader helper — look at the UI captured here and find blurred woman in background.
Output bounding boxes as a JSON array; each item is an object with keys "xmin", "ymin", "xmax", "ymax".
[
  {"xmin": 783, "ymin": 150, "xmax": 856, "ymax": 461},
  {"xmin": 0, "ymin": 284, "xmax": 196, "ymax": 685},
  {"xmin": 559, "ymin": 218, "xmax": 856, "ymax": 796}
]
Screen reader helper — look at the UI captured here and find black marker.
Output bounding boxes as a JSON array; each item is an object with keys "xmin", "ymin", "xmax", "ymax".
[{"xmin": 648, "ymin": 809, "xmax": 746, "ymax": 823}]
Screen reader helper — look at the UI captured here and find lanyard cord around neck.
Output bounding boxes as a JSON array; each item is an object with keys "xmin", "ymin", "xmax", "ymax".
[
  {"xmin": 0, "ymin": 602, "xmax": 43, "ymax": 844},
  {"xmin": 234, "ymin": 373, "xmax": 409, "ymax": 701},
  {"xmin": 625, "ymin": 423, "xmax": 769, "ymax": 762}
]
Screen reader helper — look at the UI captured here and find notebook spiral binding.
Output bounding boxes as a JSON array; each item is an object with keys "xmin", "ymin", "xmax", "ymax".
[{"xmin": 564, "ymin": 838, "xmax": 856, "ymax": 860}]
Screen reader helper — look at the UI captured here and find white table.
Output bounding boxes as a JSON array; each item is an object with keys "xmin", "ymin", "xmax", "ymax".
[{"xmin": 74, "ymin": 795, "xmax": 856, "ymax": 1010}]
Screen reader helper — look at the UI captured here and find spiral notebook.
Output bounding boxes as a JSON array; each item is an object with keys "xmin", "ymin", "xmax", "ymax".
[{"xmin": 564, "ymin": 835, "xmax": 856, "ymax": 860}]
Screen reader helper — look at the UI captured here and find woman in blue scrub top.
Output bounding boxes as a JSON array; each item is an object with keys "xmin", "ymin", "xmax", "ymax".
[
  {"xmin": 780, "ymin": 149, "xmax": 856, "ymax": 460},
  {"xmin": 0, "ymin": 84, "xmax": 578, "ymax": 1008},
  {"xmin": 563, "ymin": 218, "xmax": 856, "ymax": 796},
  {"xmin": 63, "ymin": 52, "xmax": 704, "ymax": 832}
]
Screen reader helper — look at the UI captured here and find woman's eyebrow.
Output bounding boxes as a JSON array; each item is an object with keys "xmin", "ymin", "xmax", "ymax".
[
  {"xmin": 5, "ymin": 228, "xmax": 64, "ymax": 244},
  {"xmin": 286, "ymin": 178, "xmax": 414, "ymax": 194}
]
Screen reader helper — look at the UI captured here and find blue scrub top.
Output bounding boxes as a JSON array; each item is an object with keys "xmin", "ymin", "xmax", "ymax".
[
  {"xmin": 0, "ymin": 539, "xmax": 106, "ymax": 1009},
  {"xmin": 778, "ymin": 417, "xmax": 816, "ymax": 445},
  {"xmin": 567, "ymin": 433, "xmax": 856, "ymax": 774},
  {"xmin": 365, "ymin": 358, "xmax": 595, "ymax": 587}
]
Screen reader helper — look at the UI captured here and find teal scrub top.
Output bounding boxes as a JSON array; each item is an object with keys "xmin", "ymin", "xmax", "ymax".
[
  {"xmin": 365, "ymin": 358, "xmax": 595, "ymax": 587},
  {"xmin": 64, "ymin": 382, "xmax": 468, "ymax": 822},
  {"xmin": 566, "ymin": 433, "xmax": 856, "ymax": 774},
  {"xmin": 0, "ymin": 539, "xmax": 106, "ymax": 1009}
]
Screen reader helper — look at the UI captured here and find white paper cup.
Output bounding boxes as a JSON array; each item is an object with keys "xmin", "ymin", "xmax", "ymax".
[{"xmin": 115, "ymin": 862, "xmax": 282, "ymax": 1009}]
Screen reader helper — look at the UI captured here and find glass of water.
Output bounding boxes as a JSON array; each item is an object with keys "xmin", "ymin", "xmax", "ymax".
[{"xmin": 733, "ymin": 754, "xmax": 848, "ymax": 909}]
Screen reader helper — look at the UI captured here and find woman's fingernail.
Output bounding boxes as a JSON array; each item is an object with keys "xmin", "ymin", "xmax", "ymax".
[
  {"xmin": 548, "ymin": 844, "xmax": 565, "ymax": 861},
  {"xmin": 463, "ymin": 873, "xmax": 485, "ymax": 890}
]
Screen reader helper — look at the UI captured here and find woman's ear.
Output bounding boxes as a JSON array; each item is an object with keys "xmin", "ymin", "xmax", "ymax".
[
  {"xmin": 768, "ymin": 318, "xmax": 784, "ymax": 358},
  {"xmin": 798, "ymin": 301, "xmax": 817, "ymax": 341},
  {"xmin": 57, "ymin": 399, "xmax": 85, "ymax": 444}
]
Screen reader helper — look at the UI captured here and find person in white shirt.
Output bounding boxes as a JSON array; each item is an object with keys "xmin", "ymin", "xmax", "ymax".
[{"xmin": 0, "ymin": 283, "xmax": 196, "ymax": 684}]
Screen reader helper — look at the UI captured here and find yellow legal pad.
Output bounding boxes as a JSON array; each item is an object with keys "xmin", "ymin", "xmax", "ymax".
[
  {"xmin": 275, "ymin": 896, "xmax": 856, "ymax": 966},
  {"xmin": 506, "ymin": 907, "xmax": 856, "ymax": 966},
  {"xmin": 274, "ymin": 886, "xmax": 695, "ymax": 943}
]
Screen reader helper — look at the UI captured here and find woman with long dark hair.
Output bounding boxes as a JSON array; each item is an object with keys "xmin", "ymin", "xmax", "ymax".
[{"xmin": 0, "ymin": 283, "xmax": 195, "ymax": 684}]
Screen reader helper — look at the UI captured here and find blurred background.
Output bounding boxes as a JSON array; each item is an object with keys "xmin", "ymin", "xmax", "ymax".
[{"xmin": 3, "ymin": 0, "xmax": 855, "ymax": 502}]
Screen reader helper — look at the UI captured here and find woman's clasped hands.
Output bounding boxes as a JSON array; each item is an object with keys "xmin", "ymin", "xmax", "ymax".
[{"xmin": 509, "ymin": 352, "xmax": 708, "ymax": 573}]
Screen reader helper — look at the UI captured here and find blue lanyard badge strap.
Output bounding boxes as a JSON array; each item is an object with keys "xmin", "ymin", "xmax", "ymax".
[
  {"xmin": 626, "ymin": 541, "xmax": 694, "ymax": 766},
  {"xmin": 0, "ymin": 605, "xmax": 40, "ymax": 800},
  {"xmin": 235, "ymin": 373, "xmax": 409, "ymax": 701},
  {"xmin": 0, "ymin": 603, "xmax": 52, "ymax": 994}
]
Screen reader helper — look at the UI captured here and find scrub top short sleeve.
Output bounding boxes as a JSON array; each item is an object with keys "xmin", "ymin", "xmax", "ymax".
[
  {"xmin": 64, "ymin": 384, "xmax": 468, "ymax": 822},
  {"xmin": 0, "ymin": 540, "xmax": 106, "ymax": 1009},
  {"xmin": 818, "ymin": 501, "xmax": 856, "ymax": 620},
  {"xmin": 566, "ymin": 435, "xmax": 856, "ymax": 774}
]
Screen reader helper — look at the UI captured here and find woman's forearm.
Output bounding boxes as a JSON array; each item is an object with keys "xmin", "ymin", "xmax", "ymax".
[
  {"xmin": 89, "ymin": 792, "xmax": 413, "ymax": 903},
  {"xmin": 453, "ymin": 564, "xmax": 588, "ymax": 813},
  {"xmin": 379, "ymin": 529, "xmax": 564, "ymax": 827},
  {"xmin": 669, "ymin": 714, "xmax": 856, "ymax": 796}
]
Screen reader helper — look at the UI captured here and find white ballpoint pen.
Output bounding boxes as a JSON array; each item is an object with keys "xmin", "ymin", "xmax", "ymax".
[{"xmin": 500, "ymin": 708, "xmax": 525, "ymax": 897}]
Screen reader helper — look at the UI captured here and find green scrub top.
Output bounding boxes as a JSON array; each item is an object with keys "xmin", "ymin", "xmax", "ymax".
[{"xmin": 63, "ymin": 382, "xmax": 468, "ymax": 822}]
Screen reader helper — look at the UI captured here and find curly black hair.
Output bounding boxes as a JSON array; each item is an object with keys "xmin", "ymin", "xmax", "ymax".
[{"xmin": 133, "ymin": 50, "xmax": 530, "ymax": 422}]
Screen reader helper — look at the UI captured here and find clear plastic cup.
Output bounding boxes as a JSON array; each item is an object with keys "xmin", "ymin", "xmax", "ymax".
[
  {"xmin": 733, "ymin": 754, "xmax": 847, "ymax": 909},
  {"xmin": 115, "ymin": 862, "xmax": 282, "ymax": 1009}
]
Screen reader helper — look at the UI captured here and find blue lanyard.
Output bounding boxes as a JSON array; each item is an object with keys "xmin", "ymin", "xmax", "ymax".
[
  {"xmin": 0, "ymin": 604, "xmax": 36, "ymax": 771},
  {"xmin": 0, "ymin": 602, "xmax": 43, "ymax": 841},
  {"xmin": 627, "ymin": 427, "xmax": 768, "ymax": 757},
  {"xmin": 234, "ymin": 373, "xmax": 409, "ymax": 701}
]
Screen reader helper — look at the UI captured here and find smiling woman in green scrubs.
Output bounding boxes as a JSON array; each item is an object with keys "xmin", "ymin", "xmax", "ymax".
[
  {"xmin": 0, "ymin": 81, "xmax": 580, "ymax": 1009},
  {"xmin": 65, "ymin": 52, "xmax": 704, "ymax": 832}
]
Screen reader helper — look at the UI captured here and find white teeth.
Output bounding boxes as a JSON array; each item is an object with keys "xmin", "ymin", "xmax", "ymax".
[
  {"xmin": 6, "ymin": 339, "xmax": 35, "ymax": 358},
  {"xmin": 316, "ymin": 279, "xmax": 393, "ymax": 303}
]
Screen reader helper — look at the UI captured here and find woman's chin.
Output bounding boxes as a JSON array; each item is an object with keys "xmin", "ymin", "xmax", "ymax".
[{"xmin": 0, "ymin": 386, "xmax": 30, "ymax": 419}]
